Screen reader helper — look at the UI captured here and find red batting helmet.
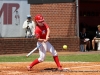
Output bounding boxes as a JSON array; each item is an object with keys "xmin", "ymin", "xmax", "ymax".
[{"xmin": 35, "ymin": 14, "xmax": 44, "ymax": 22}]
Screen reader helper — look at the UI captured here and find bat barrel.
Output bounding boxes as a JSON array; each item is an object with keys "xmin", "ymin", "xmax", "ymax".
[{"xmin": 26, "ymin": 44, "xmax": 42, "ymax": 57}]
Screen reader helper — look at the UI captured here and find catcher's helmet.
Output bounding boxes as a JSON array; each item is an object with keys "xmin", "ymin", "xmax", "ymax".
[{"xmin": 35, "ymin": 14, "xmax": 44, "ymax": 22}]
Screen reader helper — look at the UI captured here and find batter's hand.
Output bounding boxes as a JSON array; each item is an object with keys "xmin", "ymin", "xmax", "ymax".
[
  {"xmin": 44, "ymin": 37, "xmax": 49, "ymax": 42},
  {"xmin": 44, "ymin": 39, "xmax": 47, "ymax": 43},
  {"xmin": 46, "ymin": 36, "xmax": 50, "ymax": 40}
]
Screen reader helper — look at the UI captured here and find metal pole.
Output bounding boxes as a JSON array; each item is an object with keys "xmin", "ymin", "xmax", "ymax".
[{"xmin": 76, "ymin": 0, "xmax": 79, "ymax": 37}]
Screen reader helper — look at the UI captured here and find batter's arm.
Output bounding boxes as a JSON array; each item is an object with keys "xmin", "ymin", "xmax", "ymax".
[
  {"xmin": 46, "ymin": 28, "xmax": 50, "ymax": 39},
  {"xmin": 33, "ymin": 35, "xmax": 45, "ymax": 42},
  {"xmin": 38, "ymin": 38, "xmax": 45, "ymax": 42},
  {"xmin": 44, "ymin": 28, "xmax": 50, "ymax": 42}
]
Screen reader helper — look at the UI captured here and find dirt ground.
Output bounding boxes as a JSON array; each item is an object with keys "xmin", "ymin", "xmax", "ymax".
[
  {"xmin": 0, "ymin": 51, "xmax": 100, "ymax": 75},
  {"xmin": 0, "ymin": 62, "xmax": 100, "ymax": 75}
]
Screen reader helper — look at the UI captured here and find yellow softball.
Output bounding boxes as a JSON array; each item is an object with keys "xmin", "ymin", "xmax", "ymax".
[{"xmin": 63, "ymin": 45, "xmax": 67, "ymax": 50}]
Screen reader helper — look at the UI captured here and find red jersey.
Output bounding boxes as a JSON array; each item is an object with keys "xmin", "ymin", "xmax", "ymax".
[{"xmin": 35, "ymin": 23, "xmax": 49, "ymax": 39}]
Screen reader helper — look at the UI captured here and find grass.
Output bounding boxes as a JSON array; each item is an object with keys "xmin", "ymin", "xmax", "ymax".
[
  {"xmin": 0, "ymin": 53, "xmax": 100, "ymax": 62},
  {"xmin": 59, "ymin": 54, "xmax": 100, "ymax": 62}
]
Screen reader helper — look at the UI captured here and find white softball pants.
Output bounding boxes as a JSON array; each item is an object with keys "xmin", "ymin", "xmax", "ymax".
[{"xmin": 37, "ymin": 41, "xmax": 57, "ymax": 62}]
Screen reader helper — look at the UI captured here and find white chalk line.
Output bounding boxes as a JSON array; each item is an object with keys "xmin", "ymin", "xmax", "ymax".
[
  {"xmin": 0, "ymin": 62, "xmax": 91, "ymax": 64},
  {"xmin": 64, "ymin": 64, "xmax": 100, "ymax": 70}
]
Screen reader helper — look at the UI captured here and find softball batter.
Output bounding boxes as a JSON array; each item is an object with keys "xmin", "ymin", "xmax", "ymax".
[{"xmin": 27, "ymin": 14, "xmax": 62, "ymax": 71}]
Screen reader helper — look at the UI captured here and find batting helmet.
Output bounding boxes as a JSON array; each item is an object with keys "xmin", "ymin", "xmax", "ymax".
[{"xmin": 35, "ymin": 14, "xmax": 44, "ymax": 22}]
